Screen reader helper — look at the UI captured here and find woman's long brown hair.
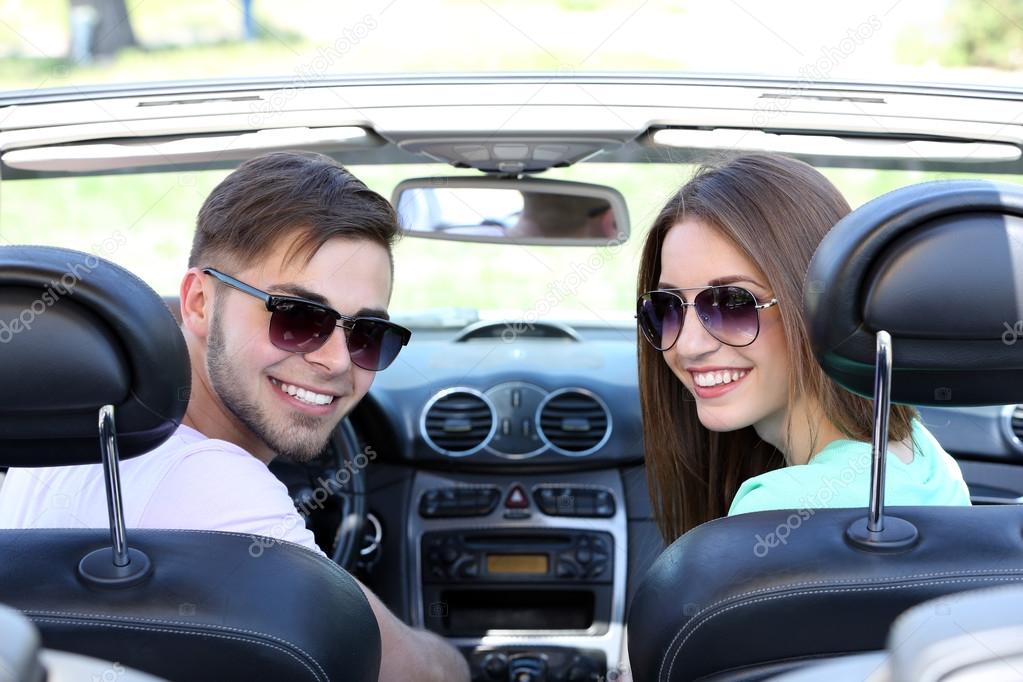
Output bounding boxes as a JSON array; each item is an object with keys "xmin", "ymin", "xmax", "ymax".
[{"xmin": 638, "ymin": 153, "xmax": 916, "ymax": 543}]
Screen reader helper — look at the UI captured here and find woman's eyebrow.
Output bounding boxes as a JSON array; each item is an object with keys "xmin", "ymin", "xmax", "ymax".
[
  {"xmin": 707, "ymin": 274, "xmax": 768, "ymax": 289},
  {"xmin": 657, "ymin": 275, "xmax": 768, "ymax": 289}
]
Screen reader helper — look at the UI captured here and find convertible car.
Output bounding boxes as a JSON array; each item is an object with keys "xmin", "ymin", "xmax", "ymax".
[{"xmin": 1, "ymin": 74, "xmax": 1022, "ymax": 681}]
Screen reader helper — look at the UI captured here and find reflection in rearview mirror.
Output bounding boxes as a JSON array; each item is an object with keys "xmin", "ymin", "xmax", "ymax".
[{"xmin": 393, "ymin": 178, "xmax": 629, "ymax": 246}]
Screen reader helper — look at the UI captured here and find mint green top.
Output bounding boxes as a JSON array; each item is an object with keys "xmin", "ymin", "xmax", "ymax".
[{"xmin": 728, "ymin": 419, "xmax": 971, "ymax": 516}]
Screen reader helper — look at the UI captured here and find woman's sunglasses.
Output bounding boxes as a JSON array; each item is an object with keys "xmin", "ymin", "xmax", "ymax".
[
  {"xmin": 203, "ymin": 268, "xmax": 411, "ymax": 371},
  {"xmin": 636, "ymin": 285, "xmax": 778, "ymax": 350}
]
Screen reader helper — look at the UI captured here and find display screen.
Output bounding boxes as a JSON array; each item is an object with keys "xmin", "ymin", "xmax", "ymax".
[{"xmin": 486, "ymin": 554, "xmax": 549, "ymax": 574}]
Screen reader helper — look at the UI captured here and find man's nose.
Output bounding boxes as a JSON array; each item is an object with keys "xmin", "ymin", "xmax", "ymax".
[{"xmin": 301, "ymin": 326, "xmax": 353, "ymax": 374}]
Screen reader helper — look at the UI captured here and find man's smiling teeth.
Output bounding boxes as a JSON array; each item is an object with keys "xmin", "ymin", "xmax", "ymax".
[
  {"xmin": 270, "ymin": 377, "xmax": 335, "ymax": 406},
  {"xmin": 692, "ymin": 369, "xmax": 750, "ymax": 387}
]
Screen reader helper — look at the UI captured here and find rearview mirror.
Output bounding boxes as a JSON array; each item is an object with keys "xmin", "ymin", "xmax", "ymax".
[{"xmin": 392, "ymin": 177, "xmax": 629, "ymax": 246}]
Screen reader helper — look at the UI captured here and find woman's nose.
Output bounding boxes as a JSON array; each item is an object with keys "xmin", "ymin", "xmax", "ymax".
[{"xmin": 671, "ymin": 307, "xmax": 721, "ymax": 360}]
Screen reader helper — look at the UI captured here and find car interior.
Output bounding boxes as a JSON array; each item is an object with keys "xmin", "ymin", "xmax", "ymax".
[{"xmin": 1, "ymin": 75, "xmax": 1023, "ymax": 682}]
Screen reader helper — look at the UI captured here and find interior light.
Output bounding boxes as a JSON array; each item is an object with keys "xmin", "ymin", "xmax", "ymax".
[
  {"xmin": 651, "ymin": 128, "xmax": 1022, "ymax": 163},
  {"xmin": 2, "ymin": 126, "xmax": 371, "ymax": 172}
]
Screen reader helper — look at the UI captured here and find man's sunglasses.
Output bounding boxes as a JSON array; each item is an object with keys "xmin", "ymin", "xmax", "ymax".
[
  {"xmin": 636, "ymin": 285, "xmax": 779, "ymax": 350},
  {"xmin": 203, "ymin": 268, "xmax": 411, "ymax": 371}
]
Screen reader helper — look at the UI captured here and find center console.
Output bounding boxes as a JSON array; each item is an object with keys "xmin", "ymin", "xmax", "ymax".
[{"xmin": 408, "ymin": 470, "xmax": 627, "ymax": 682}]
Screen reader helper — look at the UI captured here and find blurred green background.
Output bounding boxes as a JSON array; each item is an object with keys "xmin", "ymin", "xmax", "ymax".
[{"xmin": 0, "ymin": 0, "xmax": 1020, "ymax": 320}]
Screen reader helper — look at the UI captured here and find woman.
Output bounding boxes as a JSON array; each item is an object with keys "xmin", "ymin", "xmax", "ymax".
[{"xmin": 636, "ymin": 153, "xmax": 970, "ymax": 542}]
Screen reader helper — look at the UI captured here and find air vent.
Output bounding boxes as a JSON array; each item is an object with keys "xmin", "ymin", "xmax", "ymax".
[
  {"xmin": 537, "ymin": 389, "xmax": 611, "ymax": 457},
  {"xmin": 420, "ymin": 389, "xmax": 496, "ymax": 457},
  {"xmin": 1011, "ymin": 405, "xmax": 1023, "ymax": 446}
]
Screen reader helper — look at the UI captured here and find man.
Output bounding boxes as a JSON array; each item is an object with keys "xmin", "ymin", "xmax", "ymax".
[
  {"xmin": 0, "ymin": 151, "xmax": 469, "ymax": 682},
  {"xmin": 506, "ymin": 192, "xmax": 617, "ymax": 240}
]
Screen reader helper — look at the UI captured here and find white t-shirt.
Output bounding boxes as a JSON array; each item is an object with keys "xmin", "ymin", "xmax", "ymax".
[{"xmin": 0, "ymin": 424, "xmax": 322, "ymax": 558}]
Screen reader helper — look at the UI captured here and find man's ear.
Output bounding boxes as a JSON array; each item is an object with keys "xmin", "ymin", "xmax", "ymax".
[{"xmin": 180, "ymin": 268, "xmax": 212, "ymax": 339}]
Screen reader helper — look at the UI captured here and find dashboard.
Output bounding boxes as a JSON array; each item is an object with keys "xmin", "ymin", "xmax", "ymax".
[
  {"xmin": 290, "ymin": 320, "xmax": 1023, "ymax": 682},
  {"xmin": 360, "ymin": 322, "xmax": 645, "ymax": 467}
]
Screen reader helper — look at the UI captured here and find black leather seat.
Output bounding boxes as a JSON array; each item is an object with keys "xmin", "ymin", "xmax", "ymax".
[
  {"xmin": 627, "ymin": 179, "xmax": 1023, "ymax": 681},
  {"xmin": 0, "ymin": 246, "xmax": 381, "ymax": 682}
]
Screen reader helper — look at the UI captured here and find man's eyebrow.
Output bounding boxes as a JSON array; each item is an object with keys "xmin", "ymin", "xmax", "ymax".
[
  {"xmin": 269, "ymin": 283, "xmax": 389, "ymax": 319},
  {"xmin": 357, "ymin": 308, "xmax": 390, "ymax": 320},
  {"xmin": 269, "ymin": 283, "xmax": 329, "ymax": 304}
]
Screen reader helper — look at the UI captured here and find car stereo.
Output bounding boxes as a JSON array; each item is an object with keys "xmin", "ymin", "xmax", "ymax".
[
  {"xmin": 420, "ymin": 529, "xmax": 614, "ymax": 639},
  {"xmin": 422, "ymin": 529, "xmax": 612, "ymax": 584}
]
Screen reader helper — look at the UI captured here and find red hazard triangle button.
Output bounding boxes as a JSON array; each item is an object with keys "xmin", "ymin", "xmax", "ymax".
[{"xmin": 505, "ymin": 485, "xmax": 529, "ymax": 509}]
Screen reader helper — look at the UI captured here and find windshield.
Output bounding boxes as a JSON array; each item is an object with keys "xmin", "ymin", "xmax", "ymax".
[
  {"xmin": 3, "ymin": 162, "xmax": 1020, "ymax": 325},
  {"xmin": 1, "ymin": 1, "xmax": 1020, "ymax": 90}
]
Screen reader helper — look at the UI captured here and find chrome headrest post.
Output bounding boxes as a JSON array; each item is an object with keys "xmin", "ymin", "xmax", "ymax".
[
  {"xmin": 867, "ymin": 331, "xmax": 892, "ymax": 533},
  {"xmin": 98, "ymin": 404, "xmax": 130, "ymax": 567},
  {"xmin": 846, "ymin": 330, "xmax": 919, "ymax": 551},
  {"xmin": 77, "ymin": 404, "xmax": 152, "ymax": 586}
]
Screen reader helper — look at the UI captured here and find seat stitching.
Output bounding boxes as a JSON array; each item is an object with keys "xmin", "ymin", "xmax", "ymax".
[
  {"xmin": 654, "ymin": 565, "xmax": 1023, "ymax": 673},
  {"xmin": 661, "ymin": 575, "xmax": 1023, "ymax": 681},
  {"xmin": 30, "ymin": 617, "xmax": 325, "ymax": 682},
  {"xmin": 25, "ymin": 607, "xmax": 328, "ymax": 679}
]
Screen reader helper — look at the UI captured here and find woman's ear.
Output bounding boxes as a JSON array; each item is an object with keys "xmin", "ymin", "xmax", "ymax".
[{"xmin": 179, "ymin": 268, "xmax": 211, "ymax": 339}]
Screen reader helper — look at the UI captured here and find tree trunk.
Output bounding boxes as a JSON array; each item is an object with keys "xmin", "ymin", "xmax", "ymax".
[{"xmin": 69, "ymin": 0, "xmax": 137, "ymax": 58}]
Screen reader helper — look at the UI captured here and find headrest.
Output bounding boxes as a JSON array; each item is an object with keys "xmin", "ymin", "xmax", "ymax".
[
  {"xmin": 805, "ymin": 179, "xmax": 1023, "ymax": 406},
  {"xmin": 0, "ymin": 246, "xmax": 189, "ymax": 466},
  {"xmin": 162, "ymin": 296, "xmax": 183, "ymax": 325}
]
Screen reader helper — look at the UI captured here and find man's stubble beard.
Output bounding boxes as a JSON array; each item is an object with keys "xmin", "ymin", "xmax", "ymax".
[{"xmin": 206, "ymin": 298, "xmax": 338, "ymax": 462}]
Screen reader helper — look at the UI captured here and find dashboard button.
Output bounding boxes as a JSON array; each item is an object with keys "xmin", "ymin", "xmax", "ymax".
[
  {"xmin": 574, "ymin": 493, "xmax": 596, "ymax": 516},
  {"xmin": 556, "ymin": 561, "xmax": 579, "ymax": 578},
  {"xmin": 506, "ymin": 485, "xmax": 529, "ymax": 509}
]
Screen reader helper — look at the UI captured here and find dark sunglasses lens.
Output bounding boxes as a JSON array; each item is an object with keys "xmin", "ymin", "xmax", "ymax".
[
  {"xmin": 348, "ymin": 320, "xmax": 404, "ymax": 371},
  {"xmin": 269, "ymin": 301, "xmax": 336, "ymax": 353},
  {"xmin": 638, "ymin": 292, "xmax": 684, "ymax": 351},
  {"xmin": 694, "ymin": 286, "xmax": 759, "ymax": 346}
]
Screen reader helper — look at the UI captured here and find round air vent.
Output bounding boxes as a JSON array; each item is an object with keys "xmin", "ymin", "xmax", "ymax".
[
  {"xmin": 1005, "ymin": 405, "xmax": 1023, "ymax": 453},
  {"xmin": 420, "ymin": 388, "xmax": 496, "ymax": 457},
  {"xmin": 536, "ymin": 388, "xmax": 611, "ymax": 457}
]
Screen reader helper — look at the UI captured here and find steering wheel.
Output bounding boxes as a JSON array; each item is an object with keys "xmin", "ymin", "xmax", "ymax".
[
  {"xmin": 268, "ymin": 419, "xmax": 368, "ymax": 571},
  {"xmin": 326, "ymin": 420, "xmax": 368, "ymax": 569}
]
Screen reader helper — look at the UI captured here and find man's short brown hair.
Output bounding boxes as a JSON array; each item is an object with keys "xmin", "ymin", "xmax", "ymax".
[{"xmin": 188, "ymin": 151, "xmax": 399, "ymax": 271}]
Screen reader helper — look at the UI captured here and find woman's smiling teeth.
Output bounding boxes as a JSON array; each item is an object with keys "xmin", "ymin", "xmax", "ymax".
[
  {"xmin": 692, "ymin": 369, "xmax": 750, "ymax": 387},
  {"xmin": 270, "ymin": 377, "xmax": 336, "ymax": 406}
]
